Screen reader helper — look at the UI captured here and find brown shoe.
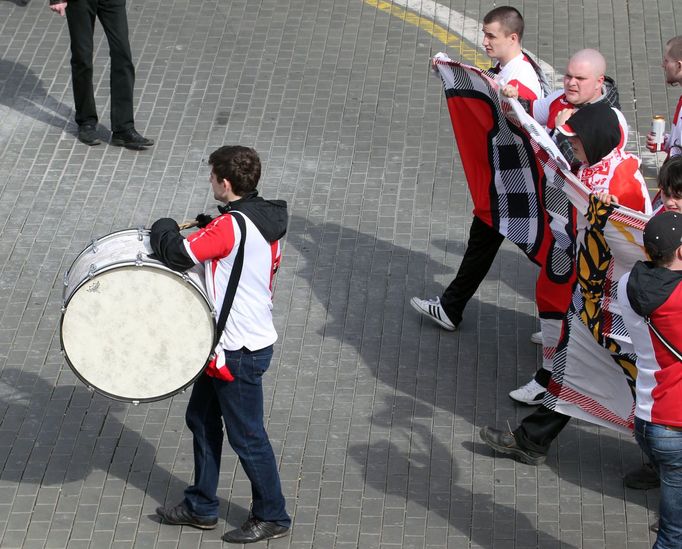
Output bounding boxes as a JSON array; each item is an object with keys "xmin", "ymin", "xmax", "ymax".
[{"xmin": 479, "ymin": 426, "xmax": 546, "ymax": 465}]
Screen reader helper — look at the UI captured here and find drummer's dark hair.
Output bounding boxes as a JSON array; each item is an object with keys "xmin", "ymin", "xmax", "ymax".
[
  {"xmin": 483, "ymin": 6, "xmax": 524, "ymax": 39},
  {"xmin": 208, "ymin": 146, "xmax": 261, "ymax": 195}
]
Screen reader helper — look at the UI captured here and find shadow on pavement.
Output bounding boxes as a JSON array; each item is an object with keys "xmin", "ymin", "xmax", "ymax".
[
  {"xmin": 348, "ymin": 395, "xmax": 576, "ymax": 549},
  {"xmin": 0, "ymin": 59, "xmax": 75, "ymax": 135},
  {"xmin": 0, "ymin": 367, "xmax": 248, "ymax": 522},
  {"xmin": 284, "ymin": 213, "xmax": 649, "ymax": 541}
]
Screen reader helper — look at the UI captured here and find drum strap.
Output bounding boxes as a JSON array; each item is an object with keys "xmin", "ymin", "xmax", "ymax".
[{"xmin": 214, "ymin": 212, "xmax": 247, "ymax": 347}]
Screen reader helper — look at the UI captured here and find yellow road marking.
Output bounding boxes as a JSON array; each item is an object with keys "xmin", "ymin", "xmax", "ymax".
[{"xmin": 363, "ymin": 0, "xmax": 490, "ymax": 69}]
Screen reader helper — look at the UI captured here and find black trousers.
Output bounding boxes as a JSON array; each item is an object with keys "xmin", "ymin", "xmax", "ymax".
[
  {"xmin": 514, "ymin": 405, "xmax": 571, "ymax": 455},
  {"xmin": 66, "ymin": 0, "xmax": 135, "ymax": 132},
  {"xmin": 441, "ymin": 216, "xmax": 504, "ymax": 325}
]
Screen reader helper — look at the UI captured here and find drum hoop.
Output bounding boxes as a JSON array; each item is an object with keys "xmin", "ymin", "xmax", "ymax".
[
  {"xmin": 62, "ymin": 259, "xmax": 214, "ymax": 313},
  {"xmin": 65, "ymin": 228, "xmax": 150, "ymax": 275}
]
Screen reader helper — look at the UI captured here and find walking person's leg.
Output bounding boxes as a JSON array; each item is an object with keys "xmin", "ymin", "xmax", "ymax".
[
  {"xmin": 635, "ymin": 418, "xmax": 682, "ymax": 548},
  {"xmin": 65, "ymin": 0, "xmax": 100, "ymax": 144},
  {"xmin": 217, "ymin": 346, "xmax": 290, "ymax": 543},
  {"xmin": 96, "ymin": 0, "xmax": 135, "ymax": 133},
  {"xmin": 440, "ymin": 216, "xmax": 504, "ymax": 324},
  {"xmin": 155, "ymin": 373, "xmax": 221, "ymax": 529}
]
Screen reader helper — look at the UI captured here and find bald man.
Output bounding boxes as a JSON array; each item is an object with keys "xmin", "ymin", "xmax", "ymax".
[
  {"xmin": 505, "ymin": 48, "xmax": 621, "ymax": 171},
  {"xmin": 504, "ymin": 48, "xmax": 625, "ymax": 405}
]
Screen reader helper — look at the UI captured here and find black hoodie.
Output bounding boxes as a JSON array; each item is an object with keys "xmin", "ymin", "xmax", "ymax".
[
  {"xmin": 150, "ymin": 192, "xmax": 288, "ymax": 272},
  {"xmin": 626, "ymin": 260, "xmax": 682, "ymax": 318}
]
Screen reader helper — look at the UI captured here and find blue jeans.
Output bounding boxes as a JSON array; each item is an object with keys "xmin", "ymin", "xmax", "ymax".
[
  {"xmin": 634, "ymin": 417, "xmax": 682, "ymax": 549},
  {"xmin": 182, "ymin": 345, "xmax": 290, "ymax": 527}
]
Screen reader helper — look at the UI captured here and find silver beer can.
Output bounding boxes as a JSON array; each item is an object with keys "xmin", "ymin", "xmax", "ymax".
[{"xmin": 651, "ymin": 115, "xmax": 666, "ymax": 151}]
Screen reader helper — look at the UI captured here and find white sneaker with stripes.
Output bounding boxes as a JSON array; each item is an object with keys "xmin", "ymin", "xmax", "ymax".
[
  {"xmin": 530, "ymin": 331, "xmax": 543, "ymax": 345},
  {"xmin": 509, "ymin": 378, "xmax": 546, "ymax": 405},
  {"xmin": 410, "ymin": 296, "xmax": 457, "ymax": 331}
]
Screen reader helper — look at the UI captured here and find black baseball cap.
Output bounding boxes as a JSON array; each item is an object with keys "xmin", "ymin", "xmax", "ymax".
[{"xmin": 644, "ymin": 211, "xmax": 682, "ymax": 260}]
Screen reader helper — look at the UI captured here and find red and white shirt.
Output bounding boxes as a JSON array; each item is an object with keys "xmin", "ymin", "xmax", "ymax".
[
  {"xmin": 619, "ymin": 270, "xmax": 682, "ymax": 427},
  {"xmin": 492, "ymin": 52, "xmax": 543, "ymax": 101},
  {"xmin": 665, "ymin": 95, "xmax": 682, "ymax": 157},
  {"xmin": 184, "ymin": 212, "xmax": 281, "ymax": 353}
]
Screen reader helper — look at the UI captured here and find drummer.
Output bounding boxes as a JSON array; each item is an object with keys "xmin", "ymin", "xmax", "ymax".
[{"xmin": 150, "ymin": 146, "xmax": 291, "ymax": 544}]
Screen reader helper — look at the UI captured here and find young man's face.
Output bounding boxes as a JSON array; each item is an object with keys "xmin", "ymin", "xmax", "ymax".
[
  {"xmin": 481, "ymin": 22, "xmax": 517, "ymax": 63},
  {"xmin": 661, "ymin": 188, "xmax": 682, "ymax": 212},
  {"xmin": 209, "ymin": 169, "xmax": 229, "ymax": 201},
  {"xmin": 568, "ymin": 136, "xmax": 589, "ymax": 165},
  {"xmin": 563, "ymin": 59, "xmax": 604, "ymax": 105},
  {"xmin": 662, "ymin": 46, "xmax": 682, "ymax": 85}
]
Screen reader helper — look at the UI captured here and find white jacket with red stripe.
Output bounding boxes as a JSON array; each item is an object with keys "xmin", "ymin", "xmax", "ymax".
[{"xmin": 618, "ymin": 261, "xmax": 682, "ymax": 427}]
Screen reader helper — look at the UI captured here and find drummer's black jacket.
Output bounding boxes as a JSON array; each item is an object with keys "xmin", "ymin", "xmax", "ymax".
[{"xmin": 150, "ymin": 191, "xmax": 288, "ymax": 272}]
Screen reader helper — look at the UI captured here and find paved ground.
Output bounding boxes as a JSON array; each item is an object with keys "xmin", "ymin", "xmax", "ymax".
[{"xmin": 0, "ymin": 0, "xmax": 681, "ymax": 547}]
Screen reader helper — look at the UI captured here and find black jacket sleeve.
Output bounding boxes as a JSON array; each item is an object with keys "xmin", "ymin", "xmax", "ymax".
[{"xmin": 150, "ymin": 218, "xmax": 196, "ymax": 272}]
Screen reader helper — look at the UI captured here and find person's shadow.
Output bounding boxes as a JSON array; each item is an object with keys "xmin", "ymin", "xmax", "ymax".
[
  {"xmin": 347, "ymin": 395, "xmax": 574, "ymax": 548},
  {"xmin": 0, "ymin": 368, "xmax": 249, "ymax": 526},
  {"xmin": 0, "ymin": 59, "xmax": 76, "ymax": 135},
  {"xmin": 3, "ymin": 0, "xmax": 30, "ymax": 6},
  {"xmin": 282, "ymin": 214, "xmax": 655, "ymax": 520}
]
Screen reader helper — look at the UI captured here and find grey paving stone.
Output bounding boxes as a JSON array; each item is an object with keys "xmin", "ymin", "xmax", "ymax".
[{"xmin": 0, "ymin": 0, "xmax": 678, "ymax": 547}]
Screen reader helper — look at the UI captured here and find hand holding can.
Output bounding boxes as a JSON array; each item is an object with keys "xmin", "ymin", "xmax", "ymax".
[{"xmin": 650, "ymin": 116, "xmax": 666, "ymax": 152}]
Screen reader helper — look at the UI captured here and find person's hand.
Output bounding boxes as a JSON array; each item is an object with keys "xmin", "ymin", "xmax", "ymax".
[
  {"xmin": 646, "ymin": 131, "xmax": 668, "ymax": 152},
  {"xmin": 49, "ymin": 2, "xmax": 67, "ymax": 16},
  {"xmin": 195, "ymin": 213, "xmax": 213, "ymax": 228},
  {"xmin": 554, "ymin": 108, "xmax": 576, "ymax": 128},
  {"xmin": 595, "ymin": 191, "xmax": 619, "ymax": 207},
  {"xmin": 501, "ymin": 84, "xmax": 519, "ymax": 99}
]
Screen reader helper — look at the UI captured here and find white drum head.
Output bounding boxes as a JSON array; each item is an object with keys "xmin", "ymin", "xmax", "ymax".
[{"xmin": 61, "ymin": 266, "xmax": 214, "ymax": 402}]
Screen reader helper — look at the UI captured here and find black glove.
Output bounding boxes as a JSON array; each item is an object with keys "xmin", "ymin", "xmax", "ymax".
[{"xmin": 196, "ymin": 213, "xmax": 213, "ymax": 228}]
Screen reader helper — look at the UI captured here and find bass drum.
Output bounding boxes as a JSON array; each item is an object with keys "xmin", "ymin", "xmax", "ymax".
[{"xmin": 60, "ymin": 228, "xmax": 215, "ymax": 403}]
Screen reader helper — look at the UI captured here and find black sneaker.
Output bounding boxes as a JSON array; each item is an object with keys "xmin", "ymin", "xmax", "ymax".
[
  {"xmin": 624, "ymin": 462, "xmax": 660, "ymax": 489},
  {"xmin": 479, "ymin": 426, "xmax": 546, "ymax": 465},
  {"xmin": 77, "ymin": 124, "xmax": 101, "ymax": 146},
  {"xmin": 222, "ymin": 516, "xmax": 289, "ymax": 544},
  {"xmin": 111, "ymin": 128, "xmax": 154, "ymax": 150},
  {"xmin": 155, "ymin": 502, "xmax": 217, "ymax": 530}
]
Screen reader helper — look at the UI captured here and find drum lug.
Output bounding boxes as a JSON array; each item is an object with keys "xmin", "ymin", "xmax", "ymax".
[
  {"xmin": 88, "ymin": 264, "xmax": 97, "ymax": 278},
  {"xmin": 132, "ymin": 400, "xmax": 140, "ymax": 406},
  {"xmin": 63, "ymin": 271, "xmax": 69, "ymax": 287},
  {"xmin": 137, "ymin": 227, "xmax": 145, "ymax": 241},
  {"xmin": 61, "ymin": 305, "xmax": 66, "ymax": 313},
  {"xmin": 90, "ymin": 239, "xmax": 99, "ymax": 254},
  {"xmin": 181, "ymin": 272, "xmax": 190, "ymax": 282},
  {"xmin": 135, "ymin": 252, "xmax": 144, "ymax": 266}
]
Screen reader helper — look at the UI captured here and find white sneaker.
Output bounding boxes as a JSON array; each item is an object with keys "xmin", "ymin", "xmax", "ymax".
[
  {"xmin": 509, "ymin": 379, "xmax": 546, "ymax": 405},
  {"xmin": 410, "ymin": 296, "xmax": 456, "ymax": 331},
  {"xmin": 530, "ymin": 331, "xmax": 543, "ymax": 345}
]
